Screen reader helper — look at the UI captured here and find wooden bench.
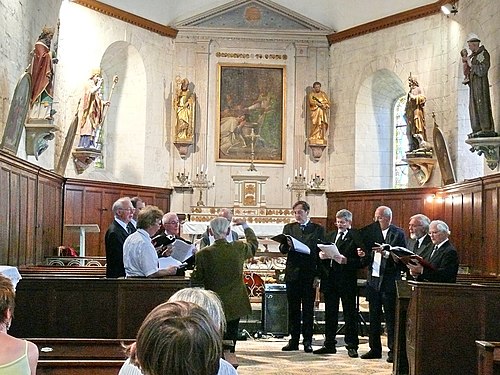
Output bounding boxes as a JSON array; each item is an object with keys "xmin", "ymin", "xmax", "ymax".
[
  {"xmin": 404, "ymin": 281, "xmax": 500, "ymax": 375},
  {"xmin": 31, "ymin": 338, "xmax": 134, "ymax": 375},
  {"xmin": 19, "ymin": 265, "xmax": 106, "ymax": 279},
  {"xmin": 476, "ymin": 341, "xmax": 500, "ymax": 375},
  {"xmin": 393, "ymin": 276, "xmax": 500, "ymax": 375},
  {"xmin": 10, "ymin": 277, "xmax": 194, "ymax": 339}
]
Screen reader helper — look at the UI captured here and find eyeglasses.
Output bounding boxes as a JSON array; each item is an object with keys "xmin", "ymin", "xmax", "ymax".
[
  {"xmin": 164, "ymin": 221, "xmax": 179, "ymax": 225},
  {"xmin": 119, "ymin": 208, "xmax": 134, "ymax": 212}
]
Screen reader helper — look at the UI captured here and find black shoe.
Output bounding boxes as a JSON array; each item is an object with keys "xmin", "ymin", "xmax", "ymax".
[
  {"xmin": 303, "ymin": 343, "xmax": 313, "ymax": 353},
  {"xmin": 313, "ymin": 346, "xmax": 337, "ymax": 354},
  {"xmin": 347, "ymin": 348, "xmax": 358, "ymax": 358},
  {"xmin": 387, "ymin": 352, "xmax": 394, "ymax": 363},
  {"xmin": 282, "ymin": 343, "xmax": 299, "ymax": 351},
  {"xmin": 360, "ymin": 350, "xmax": 382, "ymax": 359}
]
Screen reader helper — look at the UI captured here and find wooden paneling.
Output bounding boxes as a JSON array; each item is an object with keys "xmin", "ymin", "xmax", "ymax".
[
  {"xmin": 482, "ymin": 175, "xmax": 500, "ymax": 276},
  {"xmin": 63, "ymin": 179, "xmax": 172, "ymax": 257},
  {"xmin": 326, "ymin": 187, "xmax": 440, "ymax": 232},
  {"xmin": 0, "ymin": 151, "xmax": 63, "ymax": 266}
]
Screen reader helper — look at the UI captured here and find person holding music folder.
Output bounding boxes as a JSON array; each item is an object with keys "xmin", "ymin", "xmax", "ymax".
[
  {"xmin": 123, "ymin": 206, "xmax": 178, "ymax": 278},
  {"xmin": 407, "ymin": 220, "xmax": 459, "ymax": 283},
  {"xmin": 154, "ymin": 212, "xmax": 196, "ymax": 271},
  {"xmin": 406, "ymin": 214, "xmax": 433, "ymax": 259},
  {"xmin": 313, "ymin": 209, "xmax": 364, "ymax": 358},
  {"xmin": 358, "ymin": 205, "xmax": 406, "ymax": 363},
  {"xmin": 279, "ymin": 200, "xmax": 326, "ymax": 353}
]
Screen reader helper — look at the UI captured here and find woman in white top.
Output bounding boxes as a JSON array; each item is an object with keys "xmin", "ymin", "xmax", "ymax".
[{"xmin": 0, "ymin": 275, "xmax": 39, "ymax": 375}]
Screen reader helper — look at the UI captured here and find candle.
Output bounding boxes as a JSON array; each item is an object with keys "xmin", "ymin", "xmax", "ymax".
[
  {"xmin": 299, "ymin": 167, "xmax": 302, "ymax": 176},
  {"xmin": 196, "ymin": 167, "xmax": 199, "ymax": 175},
  {"xmin": 287, "ymin": 177, "xmax": 291, "ymax": 185},
  {"xmin": 304, "ymin": 170, "xmax": 307, "ymax": 178},
  {"xmin": 295, "ymin": 169, "xmax": 297, "ymax": 177},
  {"xmin": 201, "ymin": 165, "xmax": 204, "ymax": 174},
  {"xmin": 212, "ymin": 176, "xmax": 215, "ymax": 184}
]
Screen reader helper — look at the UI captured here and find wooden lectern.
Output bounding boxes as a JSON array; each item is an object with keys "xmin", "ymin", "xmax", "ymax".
[{"xmin": 64, "ymin": 224, "xmax": 100, "ymax": 257}]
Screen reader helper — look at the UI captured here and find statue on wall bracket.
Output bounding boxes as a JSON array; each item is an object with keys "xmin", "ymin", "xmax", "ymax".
[
  {"xmin": 173, "ymin": 76, "xmax": 195, "ymax": 159},
  {"xmin": 307, "ymin": 81, "xmax": 329, "ymax": 161},
  {"xmin": 71, "ymin": 70, "xmax": 118, "ymax": 174},
  {"xmin": 402, "ymin": 74, "xmax": 435, "ymax": 185},
  {"xmin": 24, "ymin": 26, "xmax": 59, "ymax": 159},
  {"xmin": 462, "ymin": 37, "xmax": 499, "ymax": 170}
]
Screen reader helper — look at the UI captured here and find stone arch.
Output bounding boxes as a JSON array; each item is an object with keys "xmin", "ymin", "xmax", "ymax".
[
  {"xmin": 354, "ymin": 69, "xmax": 406, "ymax": 189},
  {"xmin": 88, "ymin": 41, "xmax": 147, "ymax": 183}
]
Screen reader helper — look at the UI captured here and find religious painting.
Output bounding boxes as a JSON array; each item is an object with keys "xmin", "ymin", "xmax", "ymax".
[
  {"xmin": 217, "ymin": 64, "xmax": 285, "ymax": 163},
  {"xmin": 1, "ymin": 72, "xmax": 31, "ymax": 154}
]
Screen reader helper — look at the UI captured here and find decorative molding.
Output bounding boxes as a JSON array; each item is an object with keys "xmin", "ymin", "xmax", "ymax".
[
  {"xmin": 25, "ymin": 121, "xmax": 58, "ymax": 160},
  {"xmin": 176, "ymin": 0, "xmax": 331, "ymax": 32},
  {"xmin": 72, "ymin": 148, "xmax": 101, "ymax": 174},
  {"xmin": 465, "ymin": 137, "xmax": 500, "ymax": 171},
  {"xmin": 308, "ymin": 143, "xmax": 327, "ymax": 161},
  {"xmin": 72, "ymin": 0, "xmax": 178, "ymax": 38},
  {"xmin": 403, "ymin": 157, "xmax": 437, "ymax": 186},
  {"xmin": 215, "ymin": 52, "xmax": 288, "ymax": 60},
  {"xmin": 327, "ymin": 0, "xmax": 452, "ymax": 44}
]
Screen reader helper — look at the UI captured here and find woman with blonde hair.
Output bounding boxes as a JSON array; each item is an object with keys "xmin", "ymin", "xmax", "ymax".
[
  {"xmin": 0, "ymin": 275, "xmax": 39, "ymax": 374},
  {"xmin": 118, "ymin": 288, "xmax": 237, "ymax": 375}
]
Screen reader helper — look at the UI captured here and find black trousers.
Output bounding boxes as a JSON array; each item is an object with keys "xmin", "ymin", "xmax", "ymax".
[
  {"xmin": 286, "ymin": 279, "xmax": 316, "ymax": 344},
  {"xmin": 323, "ymin": 279, "xmax": 359, "ymax": 349},
  {"xmin": 224, "ymin": 318, "xmax": 240, "ymax": 352},
  {"xmin": 366, "ymin": 284, "xmax": 396, "ymax": 354}
]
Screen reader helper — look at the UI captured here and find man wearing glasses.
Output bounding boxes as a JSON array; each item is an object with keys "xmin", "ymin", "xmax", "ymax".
[{"xmin": 105, "ymin": 197, "xmax": 136, "ymax": 278}]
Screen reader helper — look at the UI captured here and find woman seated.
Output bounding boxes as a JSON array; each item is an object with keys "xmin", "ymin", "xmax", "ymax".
[
  {"xmin": 0, "ymin": 274, "xmax": 39, "ymax": 374},
  {"xmin": 118, "ymin": 287, "xmax": 237, "ymax": 375}
]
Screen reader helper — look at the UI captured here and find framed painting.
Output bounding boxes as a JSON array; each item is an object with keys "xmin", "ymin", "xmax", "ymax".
[
  {"xmin": 1, "ymin": 72, "xmax": 32, "ymax": 154},
  {"xmin": 217, "ymin": 64, "xmax": 285, "ymax": 163}
]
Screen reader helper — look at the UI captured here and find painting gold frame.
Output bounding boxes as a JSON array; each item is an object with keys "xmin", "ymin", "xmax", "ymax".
[{"xmin": 216, "ymin": 64, "xmax": 285, "ymax": 163}]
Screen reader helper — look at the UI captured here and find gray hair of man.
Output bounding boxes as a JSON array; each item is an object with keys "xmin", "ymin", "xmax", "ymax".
[
  {"xmin": 430, "ymin": 220, "xmax": 450, "ymax": 235},
  {"xmin": 112, "ymin": 197, "xmax": 131, "ymax": 214},
  {"xmin": 218, "ymin": 208, "xmax": 233, "ymax": 222},
  {"xmin": 378, "ymin": 206, "xmax": 392, "ymax": 219},
  {"xmin": 209, "ymin": 217, "xmax": 230, "ymax": 240},
  {"xmin": 410, "ymin": 214, "xmax": 431, "ymax": 232},
  {"xmin": 167, "ymin": 287, "xmax": 226, "ymax": 333},
  {"xmin": 336, "ymin": 209, "xmax": 353, "ymax": 222}
]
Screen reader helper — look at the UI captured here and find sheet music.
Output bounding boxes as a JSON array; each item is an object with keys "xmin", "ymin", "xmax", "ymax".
[
  {"xmin": 158, "ymin": 256, "xmax": 182, "ymax": 269},
  {"xmin": 171, "ymin": 239, "xmax": 195, "ymax": 262}
]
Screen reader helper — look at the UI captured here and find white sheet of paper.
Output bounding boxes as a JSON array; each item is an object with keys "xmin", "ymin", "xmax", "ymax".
[
  {"xmin": 290, "ymin": 237, "xmax": 310, "ymax": 254},
  {"xmin": 372, "ymin": 252, "xmax": 382, "ymax": 277},
  {"xmin": 159, "ymin": 256, "xmax": 182, "ymax": 269},
  {"xmin": 318, "ymin": 243, "xmax": 342, "ymax": 259},
  {"xmin": 171, "ymin": 239, "xmax": 195, "ymax": 262}
]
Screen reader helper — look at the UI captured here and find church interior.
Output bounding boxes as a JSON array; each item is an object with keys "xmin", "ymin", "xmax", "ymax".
[{"xmin": 0, "ymin": 0, "xmax": 499, "ymax": 374}]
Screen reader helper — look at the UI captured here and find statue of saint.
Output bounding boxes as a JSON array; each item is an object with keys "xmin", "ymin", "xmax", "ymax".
[
  {"xmin": 404, "ymin": 76, "xmax": 427, "ymax": 153},
  {"xmin": 29, "ymin": 26, "xmax": 57, "ymax": 120},
  {"xmin": 77, "ymin": 68, "xmax": 109, "ymax": 149},
  {"xmin": 174, "ymin": 77, "xmax": 195, "ymax": 142},
  {"xmin": 308, "ymin": 81, "xmax": 330, "ymax": 145},
  {"xmin": 464, "ymin": 38, "xmax": 496, "ymax": 138}
]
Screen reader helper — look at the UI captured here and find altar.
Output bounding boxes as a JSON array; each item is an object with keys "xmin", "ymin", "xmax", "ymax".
[{"xmin": 182, "ymin": 221, "xmax": 285, "ymax": 237}]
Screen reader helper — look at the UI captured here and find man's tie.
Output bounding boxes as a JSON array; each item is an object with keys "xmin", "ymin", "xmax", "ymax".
[
  {"xmin": 126, "ymin": 224, "xmax": 133, "ymax": 234},
  {"xmin": 430, "ymin": 245, "xmax": 438, "ymax": 259},
  {"xmin": 412, "ymin": 240, "xmax": 419, "ymax": 252},
  {"xmin": 300, "ymin": 224, "xmax": 306, "ymax": 231},
  {"xmin": 335, "ymin": 232, "xmax": 344, "ymax": 246}
]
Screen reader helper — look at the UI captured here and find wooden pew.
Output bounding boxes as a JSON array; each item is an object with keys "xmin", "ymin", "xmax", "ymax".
[
  {"xmin": 31, "ymin": 338, "xmax": 134, "ymax": 375},
  {"xmin": 405, "ymin": 281, "xmax": 500, "ymax": 375},
  {"xmin": 476, "ymin": 341, "xmax": 500, "ymax": 375},
  {"xmin": 19, "ymin": 265, "xmax": 106, "ymax": 278},
  {"xmin": 10, "ymin": 277, "xmax": 194, "ymax": 339},
  {"xmin": 393, "ymin": 275, "xmax": 500, "ymax": 375}
]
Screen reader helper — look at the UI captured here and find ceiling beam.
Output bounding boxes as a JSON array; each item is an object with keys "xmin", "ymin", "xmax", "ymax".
[
  {"xmin": 327, "ymin": 0, "xmax": 454, "ymax": 44},
  {"xmin": 72, "ymin": 0, "xmax": 178, "ymax": 38}
]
